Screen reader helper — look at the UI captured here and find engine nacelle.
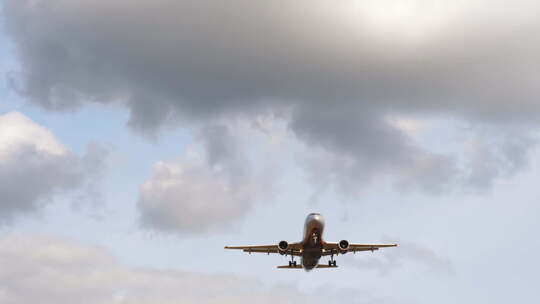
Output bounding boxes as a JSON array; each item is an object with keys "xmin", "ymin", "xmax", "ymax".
[
  {"xmin": 338, "ymin": 240, "xmax": 350, "ymax": 253},
  {"xmin": 278, "ymin": 240, "xmax": 289, "ymax": 253}
]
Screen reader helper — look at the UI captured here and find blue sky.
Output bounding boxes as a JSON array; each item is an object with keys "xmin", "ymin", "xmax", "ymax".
[{"xmin": 1, "ymin": 1, "xmax": 540, "ymax": 303}]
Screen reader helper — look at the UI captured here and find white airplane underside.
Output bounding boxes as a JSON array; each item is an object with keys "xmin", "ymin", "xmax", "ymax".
[{"xmin": 225, "ymin": 213, "xmax": 398, "ymax": 271}]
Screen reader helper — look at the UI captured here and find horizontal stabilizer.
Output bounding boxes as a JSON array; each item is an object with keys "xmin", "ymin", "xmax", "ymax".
[
  {"xmin": 277, "ymin": 265, "xmax": 303, "ymax": 269},
  {"xmin": 316, "ymin": 264, "xmax": 338, "ymax": 268},
  {"xmin": 277, "ymin": 264, "xmax": 339, "ymax": 269}
]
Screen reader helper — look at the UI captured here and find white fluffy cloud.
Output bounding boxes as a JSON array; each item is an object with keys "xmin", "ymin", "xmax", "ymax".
[
  {"xmin": 137, "ymin": 154, "xmax": 259, "ymax": 233},
  {"xmin": 0, "ymin": 112, "xmax": 66, "ymax": 156},
  {"xmin": 0, "ymin": 112, "xmax": 107, "ymax": 223},
  {"xmin": 137, "ymin": 124, "xmax": 278, "ymax": 234}
]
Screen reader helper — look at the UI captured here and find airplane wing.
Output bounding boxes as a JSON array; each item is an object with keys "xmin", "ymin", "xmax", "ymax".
[
  {"xmin": 322, "ymin": 242, "xmax": 397, "ymax": 255},
  {"xmin": 225, "ymin": 243, "xmax": 303, "ymax": 256}
]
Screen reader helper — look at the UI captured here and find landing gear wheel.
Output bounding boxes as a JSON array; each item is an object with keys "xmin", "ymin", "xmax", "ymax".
[
  {"xmin": 329, "ymin": 253, "xmax": 337, "ymax": 267},
  {"xmin": 288, "ymin": 251, "xmax": 296, "ymax": 267}
]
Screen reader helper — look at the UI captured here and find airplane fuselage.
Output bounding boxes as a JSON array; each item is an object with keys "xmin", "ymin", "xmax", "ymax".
[{"xmin": 301, "ymin": 213, "xmax": 325, "ymax": 270}]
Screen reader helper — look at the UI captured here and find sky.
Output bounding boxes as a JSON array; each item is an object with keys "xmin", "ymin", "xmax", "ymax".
[{"xmin": 1, "ymin": 0, "xmax": 540, "ymax": 303}]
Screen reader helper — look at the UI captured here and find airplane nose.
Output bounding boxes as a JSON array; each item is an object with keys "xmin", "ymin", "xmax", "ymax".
[
  {"xmin": 309, "ymin": 213, "xmax": 321, "ymax": 219},
  {"xmin": 312, "ymin": 213, "xmax": 324, "ymax": 221},
  {"xmin": 308, "ymin": 213, "xmax": 325, "ymax": 226}
]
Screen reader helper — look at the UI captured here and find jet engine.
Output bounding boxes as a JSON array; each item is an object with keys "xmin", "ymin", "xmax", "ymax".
[
  {"xmin": 338, "ymin": 240, "xmax": 350, "ymax": 253},
  {"xmin": 278, "ymin": 240, "xmax": 289, "ymax": 253}
]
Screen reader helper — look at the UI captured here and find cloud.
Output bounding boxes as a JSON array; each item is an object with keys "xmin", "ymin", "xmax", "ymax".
[
  {"xmin": 5, "ymin": 0, "xmax": 540, "ymax": 121},
  {"xmin": 137, "ymin": 153, "xmax": 257, "ymax": 234},
  {"xmin": 293, "ymin": 106, "xmax": 462, "ymax": 195},
  {"xmin": 137, "ymin": 123, "xmax": 279, "ymax": 234},
  {"xmin": 0, "ymin": 112, "xmax": 107, "ymax": 223},
  {"xmin": 0, "ymin": 233, "xmax": 368, "ymax": 304},
  {"xmin": 4, "ymin": 0, "xmax": 540, "ymax": 193},
  {"xmin": 349, "ymin": 239, "xmax": 453, "ymax": 276},
  {"xmin": 461, "ymin": 125, "xmax": 537, "ymax": 189}
]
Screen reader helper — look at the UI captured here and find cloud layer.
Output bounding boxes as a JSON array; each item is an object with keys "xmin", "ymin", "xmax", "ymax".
[
  {"xmin": 5, "ymin": 0, "xmax": 540, "ymax": 120},
  {"xmin": 4, "ymin": 0, "xmax": 540, "ymax": 197},
  {"xmin": 0, "ymin": 233, "xmax": 367, "ymax": 304}
]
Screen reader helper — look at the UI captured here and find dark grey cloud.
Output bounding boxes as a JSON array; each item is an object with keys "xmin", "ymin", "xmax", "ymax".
[
  {"xmin": 199, "ymin": 125, "xmax": 246, "ymax": 178},
  {"xmin": 3, "ymin": 0, "xmax": 540, "ymax": 194},
  {"xmin": 5, "ymin": 0, "xmax": 540, "ymax": 120},
  {"xmin": 291, "ymin": 104, "xmax": 462, "ymax": 194},
  {"xmin": 0, "ymin": 112, "xmax": 107, "ymax": 223}
]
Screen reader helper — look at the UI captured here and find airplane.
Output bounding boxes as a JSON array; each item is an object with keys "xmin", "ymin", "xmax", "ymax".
[{"xmin": 225, "ymin": 213, "xmax": 398, "ymax": 271}]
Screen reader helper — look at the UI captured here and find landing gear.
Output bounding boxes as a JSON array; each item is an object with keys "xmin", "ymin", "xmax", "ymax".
[
  {"xmin": 288, "ymin": 252, "xmax": 297, "ymax": 267},
  {"xmin": 328, "ymin": 253, "xmax": 337, "ymax": 267}
]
